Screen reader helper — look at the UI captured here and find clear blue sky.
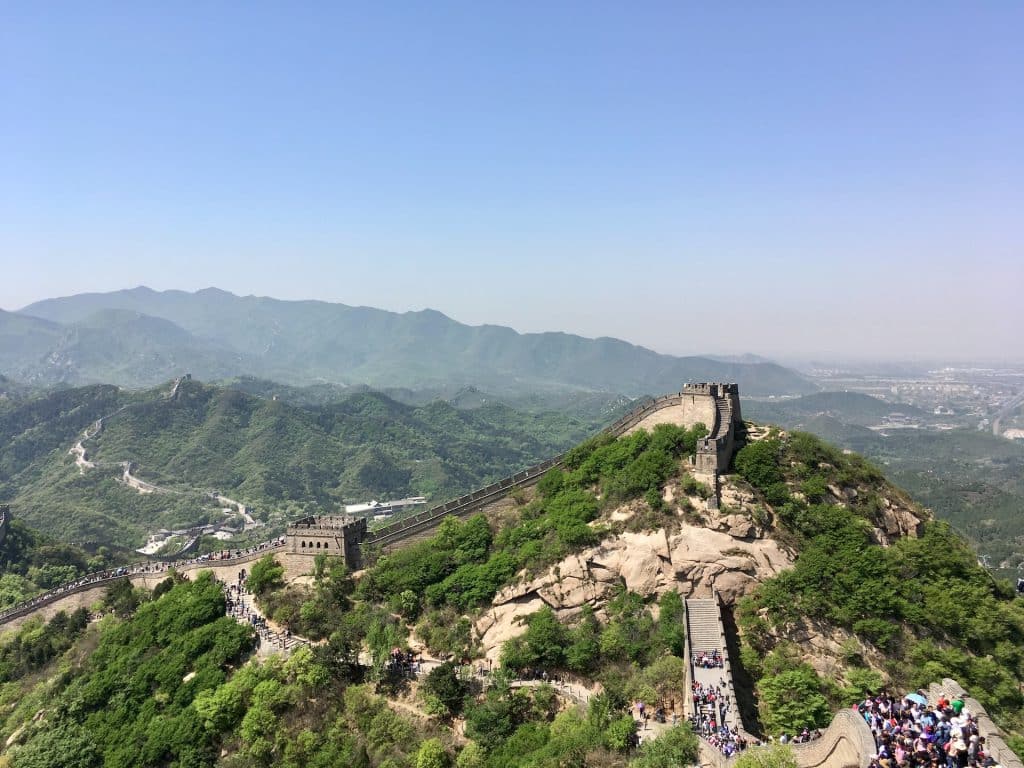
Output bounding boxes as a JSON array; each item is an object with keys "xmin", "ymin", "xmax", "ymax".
[{"xmin": 2, "ymin": 2, "xmax": 1021, "ymax": 361}]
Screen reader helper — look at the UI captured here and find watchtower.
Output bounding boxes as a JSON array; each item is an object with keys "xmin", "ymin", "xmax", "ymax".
[{"xmin": 284, "ymin": 515, "xmax": 367, "ymax": 576}]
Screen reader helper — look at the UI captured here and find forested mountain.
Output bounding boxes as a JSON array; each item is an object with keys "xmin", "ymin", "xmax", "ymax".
[
  {"xmin": 1, "ymin": 424, "xmax": 1022, "ymax": 768},
  {"xmin": 11, "ymin": 287, "xmax": 816, "ymax": 396},
  {"xmin": 0, "ymin": 378, "xmax": 603, "ymax": 546},
  {"xmin": 745, "ymin": 393, "xmax": 1024, "ymax": 576}
]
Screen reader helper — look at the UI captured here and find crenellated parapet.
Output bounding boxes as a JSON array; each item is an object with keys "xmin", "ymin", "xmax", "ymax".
[
  {"xmin": 693, "ymin": 382, "xmax": 744, "ymax": 477},
  {"xmin": 926, "ymin": 679, "xmax": 1023, "ymax": 768},
  {"xmin": 285, "ymin": 515, "xmax": 367, "ymax": 573}
]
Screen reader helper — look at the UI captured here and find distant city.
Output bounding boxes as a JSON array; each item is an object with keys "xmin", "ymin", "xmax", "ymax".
[{"xmin": 794, "ymin": 363, "xmax": 1024, "ymax": 439}]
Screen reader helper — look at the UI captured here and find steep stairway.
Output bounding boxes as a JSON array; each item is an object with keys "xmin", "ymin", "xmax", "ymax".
[
  {"xmin": 686, "ymin": 598, "xmax": 724, "ymax": 650},
  {"xmin": 686, "ymin": 595, "xmax": 739, "ymax": 731}
]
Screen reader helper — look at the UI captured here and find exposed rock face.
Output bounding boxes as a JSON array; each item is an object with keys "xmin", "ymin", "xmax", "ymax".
[
  {"xmin": 873, "ymin": 496, "xmax": 923, "ymax": 545},
  {"xmin": 475, "ymin": 462, "xmax": 928, "ymax": 669},
  {"xmin": 477, "ymin": 513, "xmax": 793, "ymax": 660}
]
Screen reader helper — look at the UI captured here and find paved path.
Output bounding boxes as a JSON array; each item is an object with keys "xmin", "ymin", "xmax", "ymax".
[{"xmin": 220, "ymin": 575, "xmax": 308, "ymax": 657}]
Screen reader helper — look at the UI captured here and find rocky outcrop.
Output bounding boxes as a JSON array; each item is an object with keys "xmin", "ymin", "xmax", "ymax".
[
  {"xmin": 477, "ymin": 512, "xmax": 793, "ymax": 660},
  {"xmin": 872, "ymin": 496, "xmax": 923, "ymax": 545}
]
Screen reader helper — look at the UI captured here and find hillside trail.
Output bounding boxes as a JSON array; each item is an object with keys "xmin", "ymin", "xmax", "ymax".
[
  {"xmin": 221, "ymin": 576, "xmax": 309, "ymax": 658},
  {"xmin": 66, "ymin": 375, "xmax": 262, "ymax": 541},
  {"xmin": 69, "ymin": 377, "xmax": 183, "ymax": 479}
]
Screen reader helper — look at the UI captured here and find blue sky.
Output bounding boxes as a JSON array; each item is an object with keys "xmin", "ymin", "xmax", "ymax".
[{"xmin": 2, "ymin": 2, "xmax": 1021, "ymax": 361}]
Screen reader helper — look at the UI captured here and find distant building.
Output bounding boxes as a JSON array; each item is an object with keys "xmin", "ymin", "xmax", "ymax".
[{"xmin": 344, "ymin": 497, "xmax": 427, "ymax": 518}]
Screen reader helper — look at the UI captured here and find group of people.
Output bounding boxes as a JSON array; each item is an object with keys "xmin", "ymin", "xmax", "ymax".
[
  {"xmin": 862, "ymin": 690, "xmax": 1000, "ymax": 768},
  {"xmin": 633, "ymin": 700, "xmax": 679, "ymax": 730},
  {"xmin": 699, "ymin": 723, "xmax": 751, "ymax": 757},
  {"xmin": 383, "ymin": 647, "xmax": 422, "ymax": 677},
  {"xmin": 0, "ymin": 566, "xmax": 133, "ymax": 621},
  {"xmin": 692, "ymin": 649, "xmax": 725, "ymax": 669},
  {"xmin": 776, "ymin": 727, "xmax": 824, "ymax": 745},
  {"xmin": 0, "ymin": 537, "xmax": 289, "ymax": 623},
  {"xmin": 221, "ymin": 576, "xmax": 298, "ymax": 652},
  {"xmin": 692, "ymin": 681, "xmax": 729, "ymax": 723}
]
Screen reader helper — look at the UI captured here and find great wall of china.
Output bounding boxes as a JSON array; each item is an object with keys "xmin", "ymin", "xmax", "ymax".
[
  {"xmin": 2, "ymin": 382, "xmax": 1020, "ymax": 768},
  {"xmin": 0, "ymin": 382, "xmax": 742, "ymax": 622}
]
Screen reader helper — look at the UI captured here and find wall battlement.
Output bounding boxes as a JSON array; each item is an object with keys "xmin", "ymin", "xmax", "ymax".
[
  {"xmin": 284, "ymin": 515, "xmax": 366, "ymax": 574},
  {"xmin": 360, "ymin": 382, "xmax": 745, "ymax": 562}
]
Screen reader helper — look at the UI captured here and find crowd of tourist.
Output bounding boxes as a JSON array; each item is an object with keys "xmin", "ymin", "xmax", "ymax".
[
  {"xmin": 692, "ymin": 681, "xmax": 729, "ymax": 723},
  {"xmin": 776, "ymin": 727, "xmax": 824, "ymax": 745},
  {"xmin": 693, "ymin": 649, "xmax": 725, "ymax": 668},
  {"xmin": 689, "ymin": 680, "xmax": 751, "ymax": 756},
  {"xmin": 383, "ymin": 648, "xmax": 423, "ymax": 677},
  {"xmin": 863, "ymin": 690, "xmax": 1000, "ymax": 768},
  {"xmin": 220, "ymin": 575, "xmax": 301, "ymax": 653}
]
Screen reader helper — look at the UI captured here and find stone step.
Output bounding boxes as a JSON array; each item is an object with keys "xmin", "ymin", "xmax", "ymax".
[{"xmin": 686, "ymin": 598, "xmax": 724, "ymax": 651}]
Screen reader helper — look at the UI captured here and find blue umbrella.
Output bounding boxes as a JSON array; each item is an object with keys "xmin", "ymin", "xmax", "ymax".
[{"xmin": 906, "ymin": 693, "xmax": 928, "ymax": 706}]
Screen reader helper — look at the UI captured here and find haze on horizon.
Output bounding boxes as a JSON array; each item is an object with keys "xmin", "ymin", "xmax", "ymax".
[{"xmin": 2, "ymin": 4, "xmax": 1021, "ymax": 363}]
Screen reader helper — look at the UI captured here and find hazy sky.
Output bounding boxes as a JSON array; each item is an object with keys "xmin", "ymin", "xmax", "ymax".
[{"xmin": 2, "ymin": 3, "xmax": 1021, "ymax": 361}]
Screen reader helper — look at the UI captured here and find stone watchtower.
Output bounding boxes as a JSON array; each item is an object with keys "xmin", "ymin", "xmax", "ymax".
[
  {"xmin": 687, "ymin": 382, "xmax": 743, "ymax": 475},
  {"xmin": 283, "ymin": 515, "xmax": 367, "ymax": 577}
]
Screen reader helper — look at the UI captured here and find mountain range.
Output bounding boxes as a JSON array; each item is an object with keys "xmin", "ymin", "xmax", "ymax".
[
  {"xmin": 0, "ymin": 377, "xmax": 606, "ymax": 545},
  {"xmin": 4, "ymin": 287, "xmax": 816, "ymax": 396}
]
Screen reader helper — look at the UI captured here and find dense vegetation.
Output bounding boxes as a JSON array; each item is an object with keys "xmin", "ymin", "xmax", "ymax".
[
  {"xmin": 0, "ymin": 520, "xmax": 117, "ymax": 609},
  {"xmin": 1, "ymin": 378, "xmax": 601, "ymax": 546},
  {"xmin": 358, "ymin": 423, "xmax": 707, "ymax": 620},
  {"xmin": 4, "ymin": 414, "xmax": 1023, "ymax": 765},
  {"xmin": 731, "ymin": 431, "xmax": 1024, "ymax": 745},
  {"xmin": 0, "ymin": 558, "xmax": 702, "ymax": 768},
  {"xmin": 744, "ymin": 394, "xmax": 1024, "ymax": 578}
]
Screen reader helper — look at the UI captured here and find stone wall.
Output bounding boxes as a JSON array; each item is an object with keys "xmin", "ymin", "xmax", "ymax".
[
  {"xmin": 698, "ymin": 709, "xmax": 876, "ymax": 768},
  {"xmin": 926, "ymin": 679, "xmax": 1023, "ymax": 768},
  {"xmin": 363, "ymin": 383, "xmax": 742, "ymax": 560},
  {"xmin": 0, "ymin": 543, "xmax": 287, "ymax": 631}
]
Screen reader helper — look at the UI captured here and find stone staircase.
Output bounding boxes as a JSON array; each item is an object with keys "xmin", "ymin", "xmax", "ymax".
[
  {"xmin": 686, "ymin": 598, "xmax": 724, "ymax": 651},
  {"xmin": 686, "ymin": 595, "xmax": 739, "ymax": 731}
]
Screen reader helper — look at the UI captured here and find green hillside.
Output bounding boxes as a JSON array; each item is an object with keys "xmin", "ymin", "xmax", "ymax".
[
  {"xmin": 14, "ymin": 287, "xmax": 817, "ymax": 396},
  {"xmin": 747, "ymin": 391, "xmax": 928, "ymax": 426},
  {"xmin": 1, "ymin": 378, "xmax": 600, "ymax": 547},
  {"xmin": 0, "ymin": 519, "xmax": 125, "ymax": 610},
  {"xmin": 2, "ymin": 425, "xmax": 1022, "ymax": 768},
  {"xmin": 745, "ymin": 394, "xmax": 1024, "ymax": 576}
]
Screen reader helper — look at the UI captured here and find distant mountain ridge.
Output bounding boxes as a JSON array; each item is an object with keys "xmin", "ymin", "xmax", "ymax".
[{"xmin": 10, "ymin": 287, "xmax": 817, "ymax": 396}]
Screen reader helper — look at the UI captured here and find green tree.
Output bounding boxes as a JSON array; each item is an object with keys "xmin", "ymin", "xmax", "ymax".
[
  {"xmin": 733, "ymin": 744, "xmax": 799, "ymax": 768},
  {"xmin": 455, "ymin": 742, "xmax": 486, "ymax": 768},
  {"xmin": 656, "ymin": 590, "xmax": 686, "ymax": 656},
  {"xmin": 734, "ymin": 439, "xmax": 784, "ymax": 491},
  {"xmin": 757, "ymin": 665, "xmax": 831, "ymax": 735},
  {"xmin": 630, "ymin": 723, "xmax": 699, "ymax": 768},
  {"xmin": 247, "ymin": 554, "xmax": 285, "ymax": 596},
  {"xmin": 416, "ymin": 737, "xmax": 450, "ymax": 768},
  {"xmin": 421, "ymin": 662, "xmax": 470, "ymax": 719}
]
